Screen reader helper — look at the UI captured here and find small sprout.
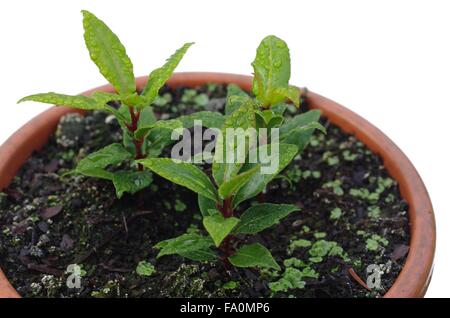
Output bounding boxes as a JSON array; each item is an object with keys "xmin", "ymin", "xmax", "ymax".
[
  {"xmin": 309, "ymin": 240, "xmax": 349, "ymax": 261},
  {"xmin": 288, "ymin": 239, "xmax": 312, "ymax": 254},
  {"xmin": 309, "ymin": 257, "xmax": 323, "ymax": 263},
  {"xmin": 385, "ymin": 193, "xmax": 395, "ymax": 203},
  {"xmin": 222, "ymin": 281, "xmax": 239, "ymax": 290},
  {"xmin": 152, "ymin": 93, "xmax": 172, "ymax": 107},
  {"xmin": 365, "ymin": 238, "xmax": 379, "ymax": 251},
  {"xmin": 181, "ymin": 89, "xmax": 198, "ymax": 103},
  {"xmin": 349, "ymin": 188, "xmax": 379, "ymax": 203},
  {"xmin": 302, "ymin": 170, "xmax": 311, "ymax": 178},
  {"xmin": 314, "ymin": 232, "xmax": 327, "ymax": 239},
  {"xmin": 269, "ymin": 267, "xmax": 318, "ymax": 294},
  {"xmin": 330, "ymin": 207, "xmax": 342, "ymax": 220},
  {"xmin": 327, "ymin": 156, "xmax": 340, "ymax": 166},
  {"xmin": 283, "ymin": 258, "xmax": 307, "ymax": 268},
  {"xmin": 136, "ymin": 261, "xmax": 156, "ymax": 277},
  {"xmin": 365, "ymin": 234, "xmax": 389, "ymax": 251},
  {"xmin": 323, "ymin": 180, "xmax": 344, "ymax": 196},
  {"xmin": 312, "ymin": 171, "xmax": 321, "ymax": 179},
  {"xmin": 194, "ymin": 94, "xmax": 209, "ymax": 107},
  {"xmin": 285, "ymin": 166, "xmax": 302, "ymax": 183},
  {"xmin": 342, "ymin": 150, "xmax": 358, "ymax": 161},
  {"xmin": 207, "ymin": 83, "xmax": 218, "ymax": 92},
  {"xmin": 174, "ymin": 199, "xmax": 187, "ymax": 212},
  {"xmin": 368, "ymin": 206, "xmax": 381, "ymax": 218}
]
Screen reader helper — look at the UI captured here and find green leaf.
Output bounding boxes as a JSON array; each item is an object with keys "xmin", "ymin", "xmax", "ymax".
[
  {"xmin": 280, "ymin": 110, "xmax": 322, "ymax": 136},
  {"xmin": 141, "ymin": 42, "xmax": 194, "ymax": 104},
  {"xmin": 212, "ymin": 98, "xmax": 256, "ymax": 185},
  {"xmin": 280, "ymin": 110, "xmax": 325, "ymax": 152},
  {"xmin": 234, "ymin": 203, "xmax": 299, "ymax": 234},
  {"xmin": 179, "ymin": 111, "xmax": 224, "ymax": 129},
  {"xmin": 228, "ymin": 243, "xmax": 280, "ymax": 271},
  {"xmin": 144, "ymin": 128, "xmax": 176, "ymax": 158},
  {"xmin": 232, "ymin": 143, "xmax": 298, "ymax": 207},
  {"xmin": 82, "ymin": 10, "xmax": 135, "ymax": 96},
  {"xmin": 255, "ymin": 109, "xmax": 284, "ymax": 129},
  {"xmin": 71, "ymin": 167, "xmax": 114, "ymax": 180},
  {"xmin": 112, "ymin": 171, "xmax": 153, "ymax": 198},
  {"xmin": 225, "ymin": 84, "xmax": 249, "ymax": 115},
  {"xmin": 198, "ymin": 195, "xmax": 217, "ymax": 217},
  {"xmin": 179, "ymin": 249, "xmax": 217, "ymax": 262},
  {"xmin": 271, "ymin": 103, "xmax": 288, "ymax": 115},
  {"xmin": 91, "ymin": 91, "xmax": 121, "ymax": 104},
  {"xmin": 18, "ymin": 93, "xmax": 104, "ymax": 110},
  {"xmin": 75, "ymin": 143, "xmax": 132, "ymax": 173},
  {"xmin": 203, "ymin": 212, "xmax": 240, "ymax": 247},
  {"xmin": 274, "ymin": 86, "xmax": 301, "ymax": 107},
  {"xmin": 252, "ymin": 35, "xmax": 299, "ymax": 107},
  {"xmin": 218, "ymin": 166, "xmax": 260, "ymax": 199},
  {"xmin": 135, "ymin": 119, "xmax": 182, "ymax": 139},
  {"xmin": 155, "ymin": 233, "xmax": 213, "ymax": 258},
  {"xmin": 137, "ymin": 106, "xmax": 157, "ymax": 128},
  {"xmin": 138, "ymin": 158, "xmax": 218, "ymax": 201}
]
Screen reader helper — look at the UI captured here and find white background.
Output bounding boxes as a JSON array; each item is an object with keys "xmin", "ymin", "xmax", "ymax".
[{"xmin": 0, "ymin": 0, "xmax": 448, "ymax": 297}]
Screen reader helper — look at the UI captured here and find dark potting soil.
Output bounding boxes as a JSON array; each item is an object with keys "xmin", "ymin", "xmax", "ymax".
[{"xmin": 0, "ymin": 84, "xmax": 409, "ymax": 298}]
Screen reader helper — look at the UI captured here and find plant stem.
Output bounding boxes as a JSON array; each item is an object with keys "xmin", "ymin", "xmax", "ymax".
[
  {"xmin": 126, "ymin": 106, "xmax": 144, "ymax": 171},
  {"xmin": 218, "ymin": 197, "xmax": 235, "ymax": 267}
]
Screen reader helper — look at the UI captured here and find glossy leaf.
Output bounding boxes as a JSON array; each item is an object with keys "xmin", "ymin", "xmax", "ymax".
[
  {"xmin": 135, "ymin": 119, "xmax": 182, "ymax": 139},
  {"xmin": 18, "ymin": 93, "xmax": 104, "ymax": 110},
  {"xmin": 155, "ymin": 233, "xmax": 214, "ymax": 259},
  {"xmin": 137, "ymin": 106, "xmax": 157, "ymax": 129},
  {"xmin": 279, "ymin": 110, "xmax": 322, "ymax": 136},
  {"xmin": 218, "ymin": 166, "xmax": 260, "ymax": 199},
  {"xmin": 144, "ymin": 128, "xmax": 176, "ymax": 158},
  {"xmin": 112, "ymin": 171, "xmax": 153, "ymax": 198},
  {"xmin": 138, "ymin": 158, "xmax": 218, "ymax": 201},
  {"xmin": 271, "ymin": 103, "xmax": 288, "ymax": 115},
  {"xmin": 76, "ymin": 143, "xmax": 132, "ymax": 173},
  {"xmin": 203, "ymin": 212, "xmax": 240, "ymax": 247},
  {"xmin": 280, "ymin": 110, "xmax": 325, "ymax": 152},
  {"xmin": 255, "ymin": 109, "xmax": 284, "ymax": 129},
  {"xmin": 234, "ymin": 203, "xmax": 299, "ymax": 234},
  {"xmin": 198, "ymin": 195, "xmax": 217, "ymax": 217},
  {"xmin": 141, "ymin": 42, "xmax": 194, "ymax": 104},
  {"xmin": 72, "ymin": 167, "xmax": 114, "ymax": 180},
  {"xmin": 82, "ymin": 10, "xmax": 135, "ymax": 96},
  {"xmin": 225, "ymin": 84, "xmax": 249, "ymax": 115},
  {"xmin": 179, "ymin": 111, "xmax": 224, "ymax": 129},
  {"xmin": 232, "ymin": 143, "xmax": 298, "ymax": 207},
  {"xmin": 179, "ymin": 249, "xmax": 217, "ymax": 262},
  {"xmin": 212, "ymin": 98, "xmax": 256, "ymax": 185},
  {"xmin": 228, "ymin": 243, "xmax": 280, "ymax": 271},
  {"xmin": 91, "ymin": 91, "xmax": 121, "ymax": 104},
  {"xmin": 252, "ymin": 35, "xmax": 300, "ymax": 107}
]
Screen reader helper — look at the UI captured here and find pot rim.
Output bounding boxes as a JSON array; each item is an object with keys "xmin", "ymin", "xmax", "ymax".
[{"xmin": 0, "ymin": 72, "xmax": 435, "ymax": 298}]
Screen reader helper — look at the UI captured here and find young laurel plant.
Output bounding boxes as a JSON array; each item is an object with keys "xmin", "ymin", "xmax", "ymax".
[
  {"xmin": 18, "ymin": 11, "xmax": 192, "ymax": 198},
  {"xmin": 138, "ymin": 35, "xmax": 325, "ymax": 271}
]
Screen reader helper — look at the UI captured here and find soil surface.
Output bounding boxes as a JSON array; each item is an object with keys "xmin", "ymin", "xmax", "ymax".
[{"xmin": 0, "ymin": 84, "xmax": 409, "ymax": 298}]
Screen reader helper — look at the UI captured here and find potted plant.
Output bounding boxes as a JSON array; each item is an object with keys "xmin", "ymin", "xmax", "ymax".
[{"xmin": 0, "ymin": 11, "xmax": 435, "ymax": 298}]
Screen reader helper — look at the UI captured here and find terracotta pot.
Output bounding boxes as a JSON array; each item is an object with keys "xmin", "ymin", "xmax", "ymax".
[{"xmin": 0, "ymin": 72, "xmax": 435, "ymax": 298}]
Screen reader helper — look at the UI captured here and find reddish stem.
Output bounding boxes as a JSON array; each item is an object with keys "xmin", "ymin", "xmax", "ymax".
[
  {"xmin": 127, "ymin": 106, "xmax": 144, "ymax": 171},
  {"xmin": 217, "ymin": 197, "xmax": 236, "ymax": 267}
]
